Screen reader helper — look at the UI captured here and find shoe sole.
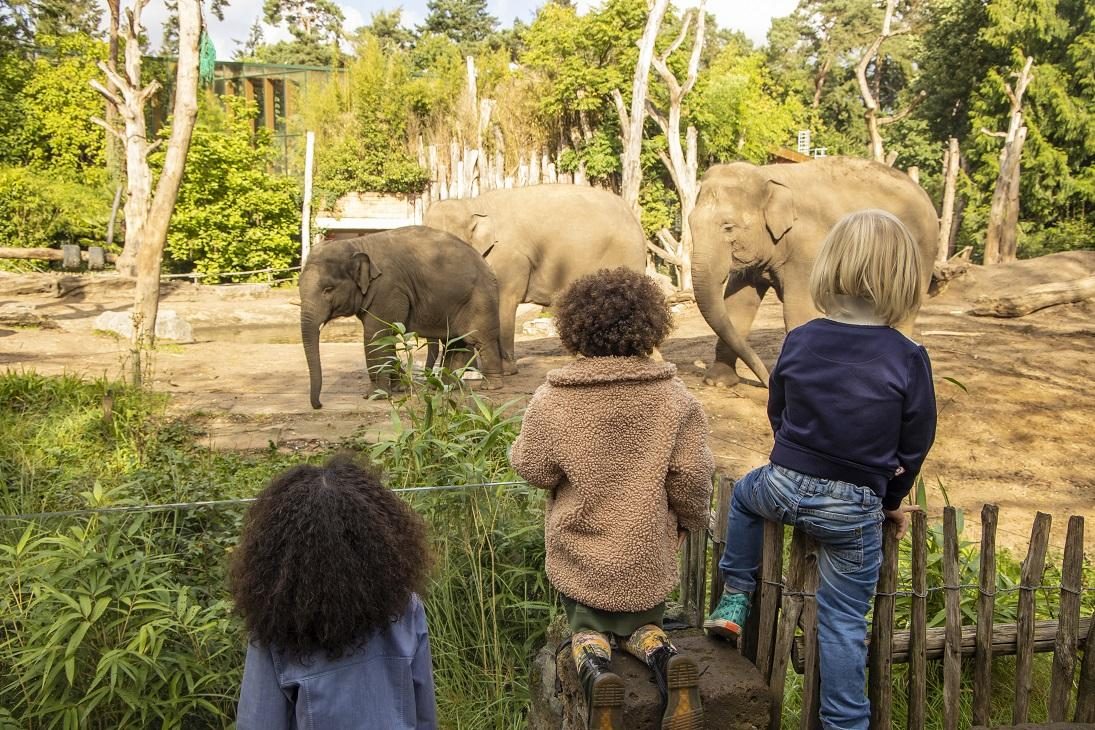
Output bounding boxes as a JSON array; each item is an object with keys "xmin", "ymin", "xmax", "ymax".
[
  {"xmin": 588, "ymin": 672, "xmax": 625, "ymax": 730},
  {"xmin": 662, "ymin": 655, "xmax": 704, "ymax": 730},
  {"xmin": 703, "ymin": 618, "xmax": 742, "ymax": 645}
]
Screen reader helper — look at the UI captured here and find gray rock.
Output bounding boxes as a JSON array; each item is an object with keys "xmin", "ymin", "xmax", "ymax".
[
  {"xmin": 522, "ymin": 317, "xmax": 557, "ymax": 338},
  {"xmin": 93, "ymin": 309, "xmax": 194, "ymax": 343}
]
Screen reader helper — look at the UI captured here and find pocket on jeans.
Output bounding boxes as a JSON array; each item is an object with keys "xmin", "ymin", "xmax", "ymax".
[{"xmin": 798, "ymin": 518, "xmax": 864, "ymax": 574}]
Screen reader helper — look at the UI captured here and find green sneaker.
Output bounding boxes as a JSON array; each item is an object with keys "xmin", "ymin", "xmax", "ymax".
[{"xmin": 703, "ymin": 591, "xmax": 750, "ymax": 643}]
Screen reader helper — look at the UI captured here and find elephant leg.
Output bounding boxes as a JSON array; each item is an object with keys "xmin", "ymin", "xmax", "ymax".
[
  {"xmin": 497, "ymin": 282, "xmax": 527, "ymax": 373},
  {"xmin": 425, "ymin": 339, "xmax": 440, "ymax": 371},
  {"xmin": 706, "ymin": 282, "xmax": 769, "ymax": 388},
  {"xmin": 360, "ymin": 308, "xmax": 408, "ymax": 395},
  {"xmin": 781, "ymin": 287, "xmax": 819, "ymax": 333}
]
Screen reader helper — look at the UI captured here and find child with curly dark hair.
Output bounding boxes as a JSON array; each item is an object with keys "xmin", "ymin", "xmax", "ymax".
[
  {"xmin": 231, "ymin": 454, "xmax": 437, "ymax": 730},
  {"xmin": 510, "ymin": 267, "xmax": 715, "ymax": 730}
]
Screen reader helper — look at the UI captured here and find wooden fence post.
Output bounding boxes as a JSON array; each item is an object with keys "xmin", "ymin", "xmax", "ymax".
[
  {"xmin": 768, "ymin": 530, "xmax": 812, "ymax": 730},
  {"xmin": 1077, "ymin": 611, "xmax": 1095, "ymax": 722},
  {"xmin": 708, "ymin": 476, "xmax": 733, "ymax": 614},
  {"xmin": 942, "ymin": 506, "xmax": 962, "ymax": 730},
  {"xmin": 908, "ymin": 509, "xmax": 928, "ymax": 730},
  {"xmin": 1049, "ymin": 515, "xmax": 1084, "ymax": 721},
  {"xmin": 753, "ymin": 520, "xmax": 784, "ymax": 677},
  {"xmin": 868, "ymin": 520, "xmax": 898, "ymax": 730},
  {"xmin": 973, "ymin": 504, "xmax": 999, "ymax": 725},
  {"xmin": 1013, "ymin": 512, "xmax": 1052, "ymax": 724},
  {"xmin": 799, "ymin": 537, "xmax": 822, "ymax": 730}
]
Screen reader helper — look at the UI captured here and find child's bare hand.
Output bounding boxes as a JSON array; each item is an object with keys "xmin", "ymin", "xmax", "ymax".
[{"xmin": 883, "ymin": 505, "xmax": 919, "ymax": 540}]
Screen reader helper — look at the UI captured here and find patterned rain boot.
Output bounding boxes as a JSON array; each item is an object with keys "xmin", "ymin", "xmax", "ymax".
[
  {"xmin": 625, "ymin": 625, "xmax": 704, "ymax": 730},
  {"xmin": 572, "ymin": 631, "xmax": 624, "ymax": 730},
  {"xmin": 703, "ymin": 588, "xmax": 751, "ymax": 644}
]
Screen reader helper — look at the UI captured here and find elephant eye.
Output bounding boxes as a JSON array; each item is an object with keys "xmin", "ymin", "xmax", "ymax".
[
  {"xmin": 322, "ymin": 286, "xmax": 334, "ymax": 295},
  {"xmin": 722, "ymin": 223, "xmax": 736, "ymax": 232}
]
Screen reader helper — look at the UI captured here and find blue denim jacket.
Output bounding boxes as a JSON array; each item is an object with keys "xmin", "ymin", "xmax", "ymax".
[{"xmin": 236, "ymin": 594, "xmax": 438, "ymax": 730}]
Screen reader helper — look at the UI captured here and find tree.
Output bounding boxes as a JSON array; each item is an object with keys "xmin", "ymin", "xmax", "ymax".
[
  {"xmin": 642, "ymin": 2, "xmax": 705, "ymax": 290},
  {"xmin": 612, "ymin": 0, "xmax": 669, "ymax": 219},
  {"xmin": 234, "ymin": 18, "xmax": 264, "ymax": 60},
  {"xmin": 419, "ymin": 0, "xmax": 497, "ymax": 48},
  {"xmin": 982, "ymin": 56, "xmax": 1033, "ymax": 264},
  {"xmin": 366, "ymin": 8, "xmax": 416, "ymax": 51},
  {"xmin": 260, "ymin": 0, "xmax": 344, "ymax": 65},
  {"xmin": 91, "ymin": 0, "xmax": 202, "ymax": 382}
]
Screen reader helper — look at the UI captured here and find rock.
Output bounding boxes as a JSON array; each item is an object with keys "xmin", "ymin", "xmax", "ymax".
[
  {"xmin": 93, "ymin": 309, "xmax": 194, "ymax": 343},
  {"xmin": 522, "ymin": 317, "xmax": 557, "ymax": 338},
  {"xmin": 532, "ymin": 628, "xmax": 770, "ymax": 730},
  {"xmin": 0, "ymin": 303, "xmax": 57, "ymax": 329}
]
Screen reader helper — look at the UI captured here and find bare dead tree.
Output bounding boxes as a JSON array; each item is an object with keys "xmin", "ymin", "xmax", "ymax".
[
  {"xmin": 613, "ymin": 0, "xmax": 670, "ymax": 222},
  {"xmin": 91, "ymin": 0, "xmax": 203, "ymax": 383},
  {"xmin": 937, "ymin": 136, "xmax": 960, "ymax": 263},
  {"xmin": 983, "ymin": 56, "xmax": 1034, "ymax": 265},
  {"xmin": 642, "ymin": 1, "xmax": 705, "ymax": 292},
  {"xmin": 855, "ymin": 0, "xmax": 926, "ymax": 165}
]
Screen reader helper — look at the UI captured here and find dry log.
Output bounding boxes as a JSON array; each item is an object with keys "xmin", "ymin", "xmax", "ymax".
[
  {"xmin": 0, "ymin": 247, "xmax": 117, "ymax": 263},
  {"xmin": 968, "ymin": 276, "xmax": 1095, "ymax": 318},
  {"xmin": 792, "ymin": 616, "xmax": 1092, "ymax": 672}
]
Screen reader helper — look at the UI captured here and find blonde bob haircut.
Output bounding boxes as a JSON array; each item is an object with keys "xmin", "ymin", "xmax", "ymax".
[{"xmin": 809, "ymin": 209, "xmax": 923, "ymax": 326}]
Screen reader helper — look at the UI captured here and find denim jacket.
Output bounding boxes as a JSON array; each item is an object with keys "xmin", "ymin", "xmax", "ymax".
[{"xmin": 236, "ymin": 594, "xmax": 438, "ymax": 730}]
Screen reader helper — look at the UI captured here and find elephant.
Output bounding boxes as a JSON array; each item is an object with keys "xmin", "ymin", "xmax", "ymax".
[
  {"xmin": 423, "ymin": 184, "xmax": 646, "ymax": 370},
  {"xmin": 299, "ymin": 226, "xmax": 506, "ymax": 409},
  {"xmin": 689, "ymin": 156, "xmax": 939, "ymax": 388}
]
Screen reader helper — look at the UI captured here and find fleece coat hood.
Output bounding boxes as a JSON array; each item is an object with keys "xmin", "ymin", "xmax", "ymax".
[{"xmin": 509, "ymin": 356, "xmax": 715, "ymax": 613}]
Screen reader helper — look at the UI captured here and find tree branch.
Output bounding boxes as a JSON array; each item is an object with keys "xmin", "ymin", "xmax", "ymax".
[
  {"xmin": 980, "ymin": 127, "xmax": 1008, "ymax": 139},
  {"xmin": 664, "ymin": 10, "xmax": 694, "ymax": 59},
  {"xmin": 90, "ymin": 77, "xmax": 124, "ymax": 107},
  {"xmin": 878, "ymin": 90, "xmax": 928, "ymax": 125},
  {"xmin": 681, "ymin": 0, "xmax": 706, "ymax": 98},
  {"xmin": 645, "ymin": 100, "xmax": 669, "ymax": 137},
  {"xmin": 647, "ymin": 239, "xmax": 682, "ymax": 266},
  {"xmin": 91, "ymin": 117, "xmax": 125, "ymax": 141},
  {"xmin": 611, "ymin": 89, "xmax": 629, "ymax": 135}
]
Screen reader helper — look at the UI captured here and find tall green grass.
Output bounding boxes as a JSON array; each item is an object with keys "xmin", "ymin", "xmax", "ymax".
[{"xmin": 0, "ymin": 365, "xmax": 551, "ymax": 729}]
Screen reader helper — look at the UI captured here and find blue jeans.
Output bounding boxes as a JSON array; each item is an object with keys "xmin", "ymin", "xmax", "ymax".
[{"xmin": 718, "ymin": 463, "xmax": 883, "ymax": 730}]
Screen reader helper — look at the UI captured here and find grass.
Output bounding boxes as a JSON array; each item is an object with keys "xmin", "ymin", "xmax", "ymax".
[{"xmin": 0, "ymin": 362, "xmax": 551, "ymax": 729}]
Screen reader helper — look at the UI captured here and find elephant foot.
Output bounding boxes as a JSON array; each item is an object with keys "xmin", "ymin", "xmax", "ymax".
[
  {"xmin": 477, "ymin": 377, "xmax": 502, "ymax": 391},
  {"xmin": 702, "ymin": 362, "xmax": 742, "ymax": 388},
  {"xmin": 503, "ymin": 360, "xmax": 519, "ymax": 376}
]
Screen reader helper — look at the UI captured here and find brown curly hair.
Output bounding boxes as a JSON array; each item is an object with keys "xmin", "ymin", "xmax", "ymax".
[
  {"xmin": 229, "ymin": 453, "xmax": 431, "ymax": 659},
  {"xmin": 554, "ymin": 267, "xmax": 673, "ymax": 357}
]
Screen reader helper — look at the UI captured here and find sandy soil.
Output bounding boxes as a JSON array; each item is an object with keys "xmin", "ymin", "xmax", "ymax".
[{"xmin": 2, "ymin": 251, "xmax": 1093, "ymax": 554}]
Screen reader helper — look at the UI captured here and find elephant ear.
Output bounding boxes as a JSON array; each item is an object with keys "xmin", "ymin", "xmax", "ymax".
[
  {"xmin": 468, "ymin": 214, "xmax": 497, "ymax": 258},
  {"xmin": 349, "ymin": 251, "xmax": 382, "ymax": 296},
  {"xmin": 763, "ymin": 180, "xmax": 796, "ymax": 243}
]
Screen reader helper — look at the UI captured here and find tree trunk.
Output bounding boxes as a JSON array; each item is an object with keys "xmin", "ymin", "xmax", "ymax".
[
  {"xmin": 129, "ymin": 0, "xmax": 202, "ymax": 383},
  {"xmin": 105, "ymin": 0, "xmax": 122, "ymax": 180},
  {"xmin": 968, "ymin": 277, "xmax": 1095, "ymax": 317},
  {"xmin": 812, "ymin": 56, "xmax": 831, "ymax": 109},
  {"xmin": 937, "ymin": 137, "xmax": 960, "ymax": 263},
  {"xmin": 646, "ymin": 2, "xmax": 705, "ymax": 292},
  {"xmin": 983, "ymin": 57, "xmax": 1034, "ymax": 265},
  {"xmin": 617, "ymin": 0, "xmax": 669, "ymax": 218},
  {"xmin": 984, "ymin": 126, "xmax": 1027, "ymax": 265}
]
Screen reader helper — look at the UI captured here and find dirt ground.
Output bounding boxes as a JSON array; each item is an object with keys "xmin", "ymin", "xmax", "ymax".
[{"xmin": 2, "ymin": 251, "xmax": 1093, "ymax": 554}]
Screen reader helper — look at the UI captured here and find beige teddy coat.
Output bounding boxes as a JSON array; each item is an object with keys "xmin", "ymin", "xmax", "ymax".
[{"xmin": 509, "ymin": 357, "xmax": 715, "ymax": 613}]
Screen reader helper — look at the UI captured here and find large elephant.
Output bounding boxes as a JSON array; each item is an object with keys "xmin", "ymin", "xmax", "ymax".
[
  {"xmin": 299, "ymin": 226, "xmax": 505, "ymax": 409},
  {"xmin": 689, "ymin": 156, "xmax": 938, "ymax": 388},
  {"xmin": 423, "ymin": 184, "xmax": 646, "ymax": 369}
]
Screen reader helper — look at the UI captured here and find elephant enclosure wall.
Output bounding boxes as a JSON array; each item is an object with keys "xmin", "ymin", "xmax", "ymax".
[{"xmin": 1, "ymin": 251, "xmax": 1093, "ymax": 555}]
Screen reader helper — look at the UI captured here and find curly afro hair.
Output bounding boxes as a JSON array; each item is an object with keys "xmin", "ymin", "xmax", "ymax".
[
  {"xmin": 554, "ymin": 267, "xmax": 673, "ymax": 357},
  {"xmin": 229, "ymin": 453, "xmax": 431, "ymax": 659}
]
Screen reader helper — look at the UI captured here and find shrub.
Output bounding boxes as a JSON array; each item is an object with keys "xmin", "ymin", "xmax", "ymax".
[{"xmin": 157, "ymin": 97, "xmax": 301, "ymax": 281}]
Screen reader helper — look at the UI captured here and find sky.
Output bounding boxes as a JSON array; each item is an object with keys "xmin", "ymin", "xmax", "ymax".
[{"xmin": 131, "ymin": 0, "xmax": 800, "ymax": 59}]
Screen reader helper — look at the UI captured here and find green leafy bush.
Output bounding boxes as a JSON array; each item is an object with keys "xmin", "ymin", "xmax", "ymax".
[
  {"xmin": 157, "ymin": 97, "xmax": 301, "ymax": 281},
  {"xmin": 0, "ymin": 167, "xmax": 112, "ymax": 267}
]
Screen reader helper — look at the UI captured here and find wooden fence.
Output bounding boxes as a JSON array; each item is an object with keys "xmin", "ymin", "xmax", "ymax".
[{"xmin": 680, "ymin": 475, "xmax": 1095, "ymax": 729}]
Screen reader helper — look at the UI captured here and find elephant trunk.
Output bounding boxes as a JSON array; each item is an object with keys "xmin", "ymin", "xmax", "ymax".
[
  {"xmin": 691, "ymin": 245, "xmax": 771, "ymax": 387},
  {"xmin": 301, "ymin": 309, "xmax": 324, "ymax": 409}
]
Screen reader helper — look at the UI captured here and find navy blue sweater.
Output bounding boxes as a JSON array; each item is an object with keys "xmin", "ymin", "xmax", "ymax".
[{"xmin": 767, "ymin": 318, "xmax": 937, "ymax": 510}]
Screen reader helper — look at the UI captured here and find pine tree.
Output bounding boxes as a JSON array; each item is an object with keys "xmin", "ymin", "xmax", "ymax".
[{"xmin": 418, "ymin": 0, "xmax": 498, "ymax": 47}]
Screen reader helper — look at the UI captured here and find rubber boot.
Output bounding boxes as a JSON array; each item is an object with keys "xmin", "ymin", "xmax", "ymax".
[
  {"xmin": 649, "ymin": 647, "xmax": 703, "ymax": 730},
  {"xmin": 573, "ymin": 633, "xmax": 624, "ymax": 730}
]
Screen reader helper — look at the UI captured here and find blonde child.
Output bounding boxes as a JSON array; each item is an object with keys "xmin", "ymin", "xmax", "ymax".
[
  {"xmin": 704, "ymin": 210, "xmax": 937, "ymax": 730},
  {"xmin": 510, "ymin": 268, "xmax": 714, "ymax": 730}
]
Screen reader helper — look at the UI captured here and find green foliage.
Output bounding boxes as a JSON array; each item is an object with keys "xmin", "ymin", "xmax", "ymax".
[
  {"xmin": 0, "ymin": 166, "xmax": 111, "ymax": 263},
  {"xmin": 154, "ymin": 97, "xmax": 301, "ymax": 281},
  {"xmin": 419, "ymin": 0, "xmax": 499, "ymax": 49},
  {"xmin": 694, "ymin": 47, "xmax": 805, "ymax": 163},
  {"xmin": 313, "ymin": 35, "xmax": 430, "ymax": 200},
  {"xmin": 16, "ymin": 34, "xmax": 107, "ymax": 176},
  {"xmin": 257, "ymin": 0, "xmax": 345, "ymax": 66}
]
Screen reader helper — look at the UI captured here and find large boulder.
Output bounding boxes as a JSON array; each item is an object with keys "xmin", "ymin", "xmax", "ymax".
[
  {"xmin": 93, "ymin": 309, "xmax": 194, "ymax": 343},
  {"xmin": 530, "ymin": 627, "xmax": 769, "ymax": 730}
]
